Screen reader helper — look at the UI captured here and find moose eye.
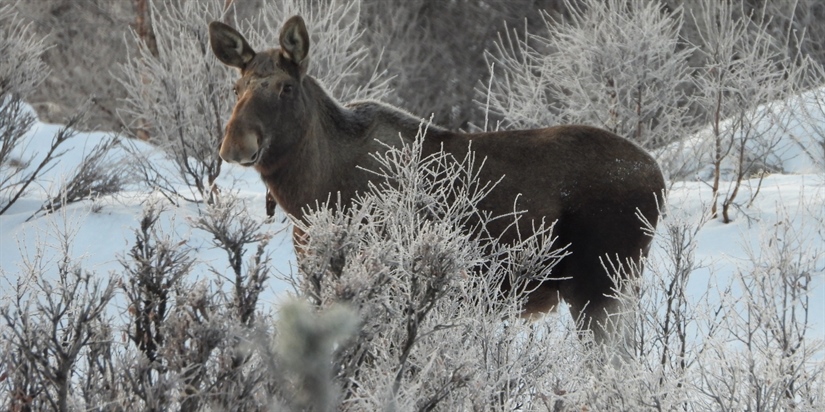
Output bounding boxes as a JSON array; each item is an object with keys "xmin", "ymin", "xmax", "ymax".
[
  {"xmin": 281, "ymin": 83, "xmax": 294, "ymax": 95},
  {"xmin": 232, "ymin": 86, "xmax": 239, "ymax": 97}
]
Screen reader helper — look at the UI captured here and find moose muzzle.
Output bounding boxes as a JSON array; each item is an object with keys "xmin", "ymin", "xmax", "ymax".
[{"xmin": 219, "ymin": 128, "xmax": 260, "ymax": 166}]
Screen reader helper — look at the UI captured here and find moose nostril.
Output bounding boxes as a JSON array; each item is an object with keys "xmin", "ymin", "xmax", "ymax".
[{"xmin": 239, "ymin": 149, "xmax": 259, "ymax": 166}]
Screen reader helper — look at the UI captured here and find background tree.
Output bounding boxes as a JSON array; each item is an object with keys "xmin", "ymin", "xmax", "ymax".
[{"xmin": 689, "ymin": 0, "xmax": 814, "ymax": 222}]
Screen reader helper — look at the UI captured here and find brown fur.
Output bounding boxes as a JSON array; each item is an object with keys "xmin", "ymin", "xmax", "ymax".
[{"xmin": 209, "ymin": 16, "xmax": 666, "ymax": 344}]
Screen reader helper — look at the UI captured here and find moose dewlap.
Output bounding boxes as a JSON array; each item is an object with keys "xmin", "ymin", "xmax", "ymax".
[{"xmin": 209, "ymin": 15, "xmax": 666, "ymax": 345}]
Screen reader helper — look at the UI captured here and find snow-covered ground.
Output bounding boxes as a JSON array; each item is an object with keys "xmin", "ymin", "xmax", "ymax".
[
  {"xmin": 0, "ymin": 110, "xmax": 297, "ymax": 311},
  {"xmin": 1, "ymin": 99, "xmax": 823, "ymax": 338}
]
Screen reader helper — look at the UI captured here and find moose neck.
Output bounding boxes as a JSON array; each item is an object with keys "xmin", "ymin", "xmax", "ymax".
[{"xmin": 256, "ymin": 76, "xmax": 370, "ymax": 219}]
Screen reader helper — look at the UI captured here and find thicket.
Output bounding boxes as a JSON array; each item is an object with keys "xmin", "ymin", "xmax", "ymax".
[{"xmin": 1, "ymin": 0, "xmax": 824, "ymax": 410}]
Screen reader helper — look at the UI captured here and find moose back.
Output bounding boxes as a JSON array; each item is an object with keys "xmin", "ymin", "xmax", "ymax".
[{"xmin": 209, "ymin": 16, "xmax": 666, "ymax": 344}]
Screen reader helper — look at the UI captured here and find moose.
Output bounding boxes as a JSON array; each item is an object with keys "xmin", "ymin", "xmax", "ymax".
[{"xmin": 209, "ymin": 16, "xmax": 666, "ymax": 346}]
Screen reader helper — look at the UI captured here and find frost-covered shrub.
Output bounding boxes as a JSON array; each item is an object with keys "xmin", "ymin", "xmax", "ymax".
[
  {"xmin": 3, "ymin": 1, "xmax": 824, "ymax": 410},
  {"xmin": 482, "ymin": 0, "xmax": 821, "ymax": 219},
  {"xmin": 250, "ymin": 0, "xmax": 391, "ymax": 103},
  {"xmin": 114, "ymin": 195, "xmax": 283, "ymax": 411},
  {"xmin": 481, "ymin": 0, "xmax": 694, "ymax": 154},
  {"xmin": 287, "ymin": 126, "xmax": 600, "ymax": 410},
  {"xmin": 0, "ymin": 209, "xmax": 116, "ymax": 412},
  {"xmin": 282, "ymin": 124, "xmax": 825, "ymax": 410},
  {"xmin": 118, "ymin": 0, "xmax": 232, "ymax": 204}
]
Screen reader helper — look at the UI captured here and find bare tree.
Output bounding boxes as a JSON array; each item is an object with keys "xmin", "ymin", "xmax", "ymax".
[
  {"xmin": 748, "ymin": 0, "xmax": 825, "ymax": 70},
  {"xmin": 132, "ymin": 0, "xmax": 158, "ymax": 60},
  {"xmin": 9, "ymin": 0, "xmax": 134, "ymax": 131},
  {"xmin": 690, "ymin": 0, "xmax": 813, "ymax": 223}
]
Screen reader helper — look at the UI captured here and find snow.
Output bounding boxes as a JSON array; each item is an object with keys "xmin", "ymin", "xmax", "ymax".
[
  {"xmin": 1, "ymin": 97, "xmax": 824, "ymax": 338},
  {"xmin": 0, "ymin": 107, "xmax": 298, "ymax": 312},
  {"xmin": 662, "ymin": 174, "xmax": 825, "ymax": 334},
  {"xmin": 653, "ymin": 87, "xmax": 825, "ymax": 336}
]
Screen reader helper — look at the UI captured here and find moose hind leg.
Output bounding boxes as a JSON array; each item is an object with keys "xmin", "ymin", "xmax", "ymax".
[
  {"xmin": 565, "ymin": 273, "xmax": 637, "ymax": 367},
  {"xmin": 556, "ymin": 203, "xmax": 649, "ymax": 358}
]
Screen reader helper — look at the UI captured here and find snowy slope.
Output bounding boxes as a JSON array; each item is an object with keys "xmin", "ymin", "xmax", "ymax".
[
  {"xmin": 1, "ymin": 99, "xmax": 823, "ymax": 337},
  {"xmin": 0, "ymin": 107, "xmax": 297, "ymax": 311}
]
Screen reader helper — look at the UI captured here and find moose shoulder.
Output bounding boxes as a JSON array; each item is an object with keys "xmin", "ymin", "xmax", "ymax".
[{"xmin": 209, "ymin": 16, "xmax": 666, "ymax": 344}]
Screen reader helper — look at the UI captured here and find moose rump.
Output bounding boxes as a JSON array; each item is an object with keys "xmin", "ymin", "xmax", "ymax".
[{"xmin": 208, "ymin": 15, "xmax": 666, "ymax": 346}]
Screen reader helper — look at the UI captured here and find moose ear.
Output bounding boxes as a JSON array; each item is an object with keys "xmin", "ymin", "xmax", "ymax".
[
  {"xmin": 279, "ymin": 16, "xmax": 310, "ymax": 74},
  {"xmin": 209, "ymin": 21, "xmax": 256, "ymax": 69}
]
